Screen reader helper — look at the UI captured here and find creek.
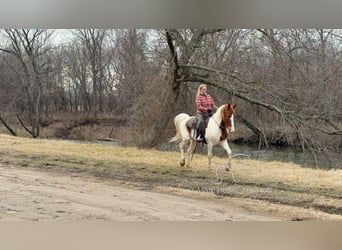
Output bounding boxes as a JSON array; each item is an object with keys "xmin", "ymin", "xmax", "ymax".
[{"xmin": 67, "ymin": 139, "xmax": 340, "ymax": 169}]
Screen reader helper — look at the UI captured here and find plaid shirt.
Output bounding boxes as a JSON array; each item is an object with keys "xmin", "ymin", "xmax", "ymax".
[{"xmin": 196, "ymin": 94, "xmax": 217, "ymax": 114}]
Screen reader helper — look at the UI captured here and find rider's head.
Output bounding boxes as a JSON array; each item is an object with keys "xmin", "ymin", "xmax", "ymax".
[{"xmin": 197, "ymin": 84, "xmax": 207, "ymax": 96}]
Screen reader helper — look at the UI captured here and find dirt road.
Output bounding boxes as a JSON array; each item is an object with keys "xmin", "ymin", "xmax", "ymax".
[{"xmin": 0, "ymin": 165, "xmax": 280, "ymax": 221}]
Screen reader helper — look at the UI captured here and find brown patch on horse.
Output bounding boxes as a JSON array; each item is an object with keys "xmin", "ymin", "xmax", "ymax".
[
  {"xmin": 186, "ymin": 126, "xmax": 192, "ymax": 137},
  {"xmin": 220, "ymin": 121, "xmax": 228, "ymax": 141},
  {"xmin": 219, "ymin": 104, "xmax": 236, "ymax": 141}
]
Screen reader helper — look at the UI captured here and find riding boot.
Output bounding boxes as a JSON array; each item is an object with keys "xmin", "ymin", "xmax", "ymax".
[
  {"xmin": 196, "ymin": 129, "xmax": 201, "ymax": 140},
  {"xmin": 192, "ymin": 129, "xmax": 197, "ymax": 139},
  {"xmin": 195, "ymin": 114, "xmax": 203, "ymax": 140}
]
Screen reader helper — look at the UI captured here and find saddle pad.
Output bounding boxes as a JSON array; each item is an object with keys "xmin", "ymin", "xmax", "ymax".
[{"xmin": 186, "ymin": 116, "xmax": 198, "ymax": 129}]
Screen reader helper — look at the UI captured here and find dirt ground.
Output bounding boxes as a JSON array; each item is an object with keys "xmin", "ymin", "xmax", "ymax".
[{"xmin": 0, "ymin": 164, "xmax": 281, "ymax": 221}]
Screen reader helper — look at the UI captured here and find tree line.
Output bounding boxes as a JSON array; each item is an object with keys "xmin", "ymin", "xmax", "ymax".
[{"xmin": 0, "ymin": 29, "xmax": 341, "ymax": 166}]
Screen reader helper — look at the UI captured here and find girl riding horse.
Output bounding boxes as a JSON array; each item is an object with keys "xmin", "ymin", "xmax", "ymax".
[
  {"xmin": 170, "ymin": 102, "xmax": 236, "ymax": 170},
  {"xmin": 195, "ymin": 84, "xmax": 218, "ymax": 141}
]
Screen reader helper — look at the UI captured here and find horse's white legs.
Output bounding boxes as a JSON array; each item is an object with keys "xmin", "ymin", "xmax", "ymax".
[
  {"xmin": 179, "ymin": 140, "xmax": 188, "ymax": 167},
  {"xmin": 207, "ymin": 141, "xmax": 213, "ymax": 167},
  {"xmin": 185, "ymin": 139, "xmax": 197, "ymax": 167},
  {"xmin": 220, "ymin": 140, "xmax": 232, "ymax": 171}
]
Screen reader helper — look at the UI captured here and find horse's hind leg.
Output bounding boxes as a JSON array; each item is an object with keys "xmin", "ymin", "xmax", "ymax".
[
  {"xmin": 178, "ymin": 140, "xmax": 187, "ymax": 167},
  {"xmin": 186, "ymin": 140, "xmax": 197, "ymax": 167}
]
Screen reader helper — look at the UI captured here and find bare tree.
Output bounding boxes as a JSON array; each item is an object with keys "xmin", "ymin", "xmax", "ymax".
[
  {"xmin": 134, "ymin": 29, "xmax": 222, "ymax": 147},
  {"xmin": 0, "ymin": 29, "xmax": 340, "ymax": 167},
  {"xmin": 0, "ymin": 29, "xmax": 54, "ymax": 138},
  {"xmin": 164, "ymin": 29, "xmax": 341, "ymax": 166},
  {"xmin": 112, "ymin": 29, "xmax": 149, "ymax": 113},
  {"xmin": 63, "ymin": 40, "xmax": 92, "ymax": 113},
  {"xmin": 75, "ymin": 29, "xmax": 108, "ymax": 116}
]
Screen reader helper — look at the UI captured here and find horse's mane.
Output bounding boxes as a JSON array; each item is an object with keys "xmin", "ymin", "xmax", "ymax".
[{"xmin": 212, "ymin": 104, "xmax": 227, "ymax": 123}]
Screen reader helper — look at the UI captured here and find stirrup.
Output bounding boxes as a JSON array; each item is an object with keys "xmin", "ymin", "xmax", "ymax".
[
  {"xmin": 196, "ymin": 131, "xmax": 204, "ymax": 141},
  {"xmin": 192, "ymin": 130, "xmax": 197, "ymax": 140},
  {"xmin": 195, "ymin": 129, "xmax": 202, "ymax": 141}
]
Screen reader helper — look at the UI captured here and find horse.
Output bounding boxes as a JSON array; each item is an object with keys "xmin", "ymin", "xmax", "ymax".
[{"xmin": 170, "ymin": 103, "xmax": 236, "ymax": 170}]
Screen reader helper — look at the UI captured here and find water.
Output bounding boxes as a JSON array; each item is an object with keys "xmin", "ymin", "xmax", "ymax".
[
  {"xmin": 67, "ymin": 139, "xmax": 340, "ymax": 169},
  {"xmin": 157, "ymin": 142, "xmax": 339, "ymax": 169},
  {"xmin": 159, "ymin": 143, "xmax": 323, "ymax": 168}
]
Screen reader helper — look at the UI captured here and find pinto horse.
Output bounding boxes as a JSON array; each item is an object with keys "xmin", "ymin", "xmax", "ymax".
[{"xmin": 170, "ymin": 104, "xmax": 236, "ymax": 170}]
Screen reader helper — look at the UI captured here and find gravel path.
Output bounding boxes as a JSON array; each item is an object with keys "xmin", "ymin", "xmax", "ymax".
[{"xmin": 0, "ymin": 165, "xmax": 280, "ymax": 221}]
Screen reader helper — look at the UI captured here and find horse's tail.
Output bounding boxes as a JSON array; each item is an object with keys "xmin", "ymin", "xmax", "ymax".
[{"xmin": 169, "ymin": 113, "xmax": 189, "ymax": 143}]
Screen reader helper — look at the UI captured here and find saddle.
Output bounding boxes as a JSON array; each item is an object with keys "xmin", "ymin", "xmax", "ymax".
[
  {"xmin": 185, "ymin": 115, "xmax": 210, "ymax": 144},
  {"xmin": 185, "ymin": 116, "xmax": 198, "ymax": 130}
]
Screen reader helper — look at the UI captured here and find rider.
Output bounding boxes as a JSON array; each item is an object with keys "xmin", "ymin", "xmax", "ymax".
[{"xmin": 195, "ymin": 84, "xmax": 217, "ymax": 141}]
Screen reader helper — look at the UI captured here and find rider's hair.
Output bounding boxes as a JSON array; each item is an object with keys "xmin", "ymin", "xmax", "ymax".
[{"xmin": 196, "ymin": 84, "xmax": 207, "ymax": 96}]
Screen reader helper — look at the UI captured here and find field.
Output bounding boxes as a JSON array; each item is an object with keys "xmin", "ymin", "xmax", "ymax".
[{"xmin": 0, "ymin": 133, "xmax": 341, "ymax": 221}]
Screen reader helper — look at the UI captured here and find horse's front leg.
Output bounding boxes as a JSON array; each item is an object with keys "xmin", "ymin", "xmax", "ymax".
[
  {"xmin": 207, "ymin": 142, "xmax": 213, "ymax": 167},
  {"xmin": 220, "ymin": 140, "xmax": 232, "ymax": 171}
]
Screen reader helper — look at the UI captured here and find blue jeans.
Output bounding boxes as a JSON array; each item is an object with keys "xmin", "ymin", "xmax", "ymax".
[
  {"xmin": 195, "ymin": 113, "xmax": 205, "ymax": 138},
  {"xmin": 196, "ymin": 113, "xmax": 204, "ymax": 128}
]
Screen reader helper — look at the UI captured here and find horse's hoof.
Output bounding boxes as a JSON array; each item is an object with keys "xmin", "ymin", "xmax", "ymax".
[{"xmin": 180, "ymin": 159, "xmax": 185, "ymax": 167}]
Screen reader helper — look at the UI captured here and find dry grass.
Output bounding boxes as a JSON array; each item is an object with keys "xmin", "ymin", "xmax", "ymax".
[
  {"xmin": 155, "ymin": 186, "xmax": 342, "ymax": 221},
  {"xmin": 0, "ymin": 112, "xmax": 134, "ymax": 142},
  {"xmin": 0, "ymin": 133, "xmax": 341, "ymax": 221},
  {"xmin": 233, "ymin": 159, "xmax": 342, "ymax": 194},
  {"xmin": 0, "ymin": 133, "xmax": 178, "ymax": 166}
]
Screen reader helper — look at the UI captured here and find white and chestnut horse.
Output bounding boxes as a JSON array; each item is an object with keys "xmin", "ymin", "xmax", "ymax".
[{"xmin": 170, "ymin": 104, "xmax": 236, "ymax": 170}]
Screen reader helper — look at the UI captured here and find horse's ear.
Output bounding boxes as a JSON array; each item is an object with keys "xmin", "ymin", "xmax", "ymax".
[
  {"xmin": 233, "ymin": 104, "xmax": 237, "ymax": 109},
  {"xmin": 227, "ymin": 104, "xmax": 231, "ymax": 109}
]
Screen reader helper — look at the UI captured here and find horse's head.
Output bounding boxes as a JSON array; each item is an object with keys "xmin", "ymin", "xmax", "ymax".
[{"xmin": 221, "ymin": 103, "xmax": 236, "ymax": 132}]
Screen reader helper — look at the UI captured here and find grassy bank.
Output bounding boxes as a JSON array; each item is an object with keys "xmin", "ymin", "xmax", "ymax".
[{"xmin": 0, "ymin": 133, "xmax": 341, "ymax": 221}]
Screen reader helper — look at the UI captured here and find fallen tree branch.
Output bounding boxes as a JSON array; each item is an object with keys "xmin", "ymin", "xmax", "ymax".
[
  {"xmin": 0, "ymin": 113, "xmax": 17, "ymax": 136},
  {"xmin": 16, "ymin": 114, "xmax": 33, "ymax": 136}
]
